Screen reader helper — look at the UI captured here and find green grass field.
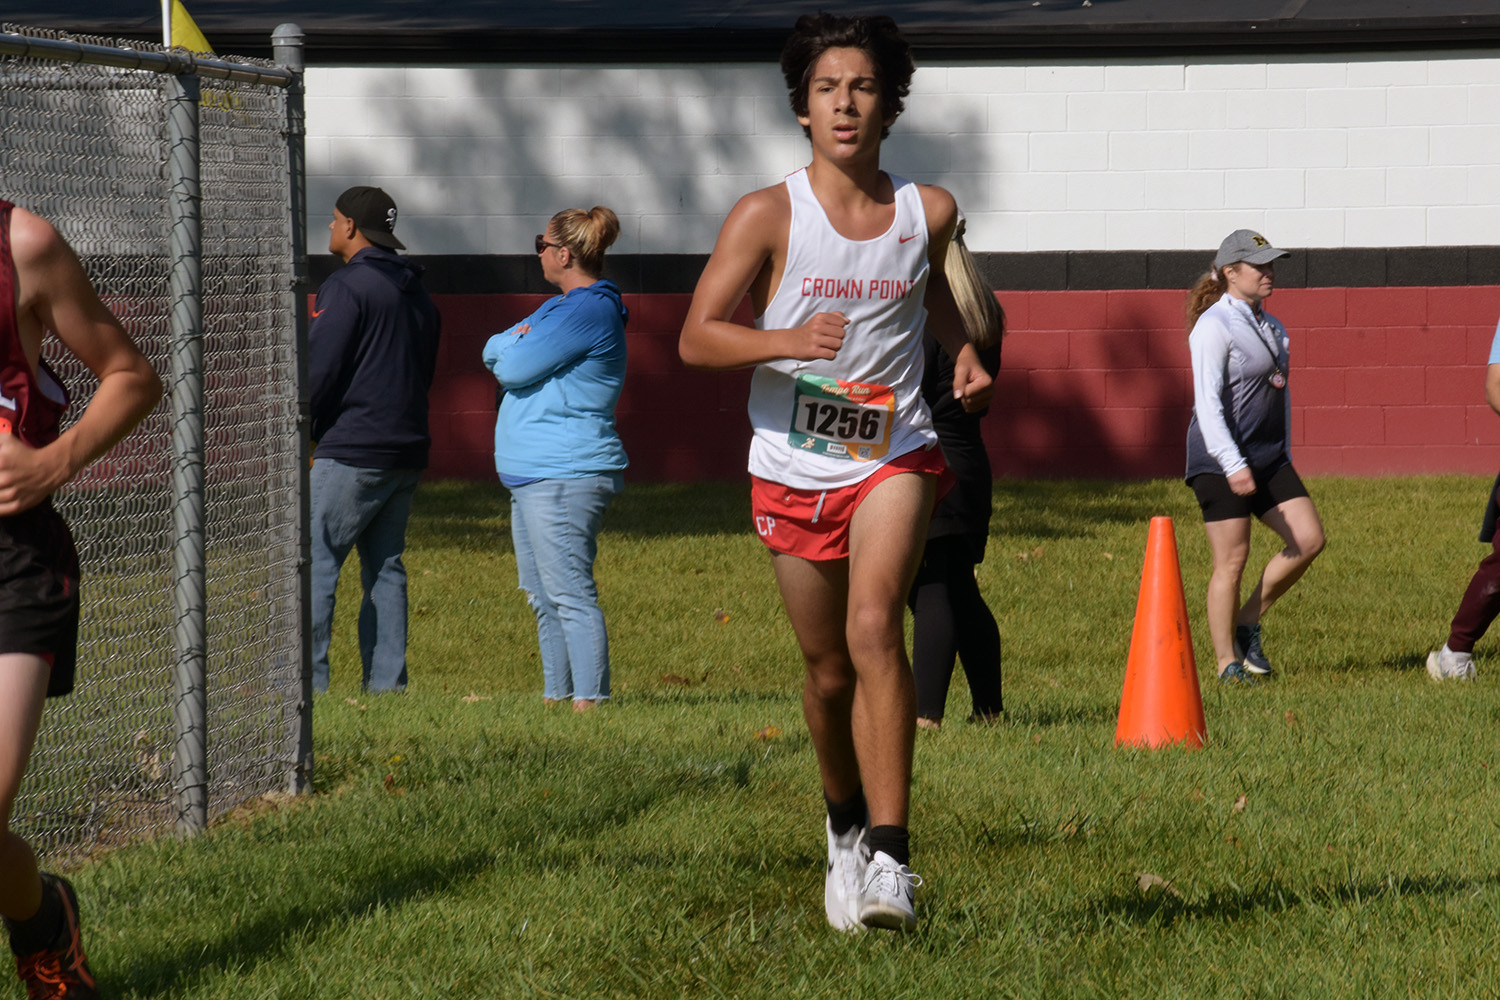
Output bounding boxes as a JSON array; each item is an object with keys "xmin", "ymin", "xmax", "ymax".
[{"xmin": 54, "ymin": 477, "xmax": 1500, "ymax": 998}]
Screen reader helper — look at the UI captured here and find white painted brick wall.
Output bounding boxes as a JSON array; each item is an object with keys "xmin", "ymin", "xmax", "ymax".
[{"xmin": 306, "ymin": 51, "xmax": 1500, "ymax": 255}]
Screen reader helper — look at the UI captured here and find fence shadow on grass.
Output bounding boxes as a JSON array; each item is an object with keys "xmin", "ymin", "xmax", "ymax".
[{"xmin": 1076, "ymin": 871, "xmax": 1490, "ymax": 931}]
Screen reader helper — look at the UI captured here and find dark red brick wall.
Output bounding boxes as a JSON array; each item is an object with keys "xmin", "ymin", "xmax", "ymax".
[{"xmin": 425, "ymin": 285, "xmax": 1500, "ymax": 482}]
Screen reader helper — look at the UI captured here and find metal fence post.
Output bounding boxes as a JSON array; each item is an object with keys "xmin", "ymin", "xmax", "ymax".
[
  {"xmin": 273, "ymin": 22, "xmax": 314, "ymax": 796},
  {"xmin": 168, "ymin": 69, "xmax": 208, "ymax": 836}
]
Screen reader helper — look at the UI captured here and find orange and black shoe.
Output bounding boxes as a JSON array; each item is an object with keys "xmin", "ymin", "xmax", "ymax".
[{"xmin": 13, "ymin": 874, "xmax": 96, "ymax": 1000}]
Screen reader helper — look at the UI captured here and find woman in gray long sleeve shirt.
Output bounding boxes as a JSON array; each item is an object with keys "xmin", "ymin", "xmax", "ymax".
[{"xmin": 1185, "ymin": 229, "xmax": 1326, "ymax": 684}]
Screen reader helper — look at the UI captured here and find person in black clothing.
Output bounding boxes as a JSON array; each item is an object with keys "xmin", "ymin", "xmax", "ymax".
[
  {"xmin": 309, "ymin": 186, "xmax": 441, "ymax": 693},
  {"xmin": 907, "ymin": 215, "xmax": 1004, "ymax": 729}
]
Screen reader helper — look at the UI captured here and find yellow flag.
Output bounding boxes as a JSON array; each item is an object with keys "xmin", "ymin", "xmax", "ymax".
[{"xmin": 169, "ymin": 0, "xmax": 215, "ymax": 55}]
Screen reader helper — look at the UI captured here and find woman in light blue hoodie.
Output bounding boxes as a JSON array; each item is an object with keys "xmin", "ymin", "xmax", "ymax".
[{"xmin": 483, "ymin": 206, "xmax": 627, "ymax": 711}]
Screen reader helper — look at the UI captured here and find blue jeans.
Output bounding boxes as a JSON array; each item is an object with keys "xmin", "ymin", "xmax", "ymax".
[
  {"xmin": 509, "ymin": 474, "xmax": 621, "ymax": 701},
  {"xmin": 310, "ymin": 458, "xmax": 423, "ymax": 693}
]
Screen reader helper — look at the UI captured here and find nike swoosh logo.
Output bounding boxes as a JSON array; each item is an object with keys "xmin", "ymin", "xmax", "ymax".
[
  {"xmin": 898, "ymin": 234, "xmax": 919, "ymax": 244},
  {"xmin": 311, "ymin": 308, "xmax": 325, "ymax": 318}
]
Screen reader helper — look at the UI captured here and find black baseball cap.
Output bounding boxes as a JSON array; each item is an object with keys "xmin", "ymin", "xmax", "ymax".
[{"xmin": 336, "ymin": 186, "xmax": 406, "ymax": 250}]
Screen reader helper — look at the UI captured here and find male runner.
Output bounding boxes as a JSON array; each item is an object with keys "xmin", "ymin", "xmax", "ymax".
[
  {"xmin": 0, "ymin": 201, "xmax": 162, "ymax": 998},
  {"xmin": 679, "ymin": 13, "xmax": 991, "ymax": 932}
]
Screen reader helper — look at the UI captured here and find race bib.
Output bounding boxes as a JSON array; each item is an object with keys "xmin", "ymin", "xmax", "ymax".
[{"xmin": 788, "ymin": 374, "xmax": 893, "ymax": 462}]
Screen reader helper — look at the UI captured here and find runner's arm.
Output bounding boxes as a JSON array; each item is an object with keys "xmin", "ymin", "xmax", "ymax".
[
  {"xmin": 679, "ymin": 189, "xmax": 846, "ymax": 371},
  {"xmin": 0, "ymin": 207, "xmax": 162, "ymax": 514},
  {"xmin": 920, "ymin": 186, "xmax": 993, "ymax": 412}
]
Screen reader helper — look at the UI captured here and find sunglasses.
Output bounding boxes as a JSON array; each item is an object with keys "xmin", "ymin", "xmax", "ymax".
[{"xmin": 535, "ymin": 235, "xmax": 565, "ymax": 254}]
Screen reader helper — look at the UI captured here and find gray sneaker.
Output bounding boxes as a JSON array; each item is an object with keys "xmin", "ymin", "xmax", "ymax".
[
  {"xmin": 1235, "ymin": 623, "xmax": 1274, "ymax": 676},
  {"xmin": 858, "ymin": 851, "xmax": 922, "ymax": 931},
  {"xmin": 1426, "ymin": 646, "xmax": 1475, "ymax": 681}
]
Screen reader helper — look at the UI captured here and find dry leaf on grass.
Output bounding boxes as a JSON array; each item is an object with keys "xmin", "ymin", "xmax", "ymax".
[
  {"xmin": 1233, "ymin": 794, "xmax": 1248, "ymax": 813},
  {"xmin": 753, "ymin": 725, "xmax": 782, "ymax": 741},
  {"xmin": 461, "ymin": 691, "xmax": 491, "ymax": 704},
  {"xmin": 1136, "ymin": 872, "xmax": 1182, "ymax": 898},
  {"xmin": 713, "ymin": 609, "xmax": 730, "ymax": 624}
]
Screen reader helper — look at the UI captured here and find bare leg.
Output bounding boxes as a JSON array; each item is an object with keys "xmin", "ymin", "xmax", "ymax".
[
  {"xmin": 0, "ymin": 656, "xmax": 50, "ymax": 923},
  {"xmin": 844, "ymin": 473, "xmax": 935, "ymax": 830},
  {"xmin": 771, "ymin": 553, "xmax": 860, "ymax": 803},
  {"xmin": 1237, "ymin": 495, "xmax": 1327, "ymax": 625},
  {"xmin": 1202, "ymin": 517, "xmax": 1252, "ymax": 673}
]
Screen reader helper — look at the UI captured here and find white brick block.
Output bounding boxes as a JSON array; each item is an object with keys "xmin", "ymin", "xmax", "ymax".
[
  {"xmin": 560, "ymin": 134, "xmax": 649, "ymax": 177},
  {"xmin": 1388, "ymin": 167, "xmax": 1467, "ymax": 206},
  {"xmin": 989, "ymin": 92, "xmax": 1068, "ymax": 133},
  {"xmin": 1344, "ymin": 207, "xmax": 1428, "ymax": 246},
  {"xmin": 1263, "ymin": 209, "xmax": 1344, "ymax": 248},
  {"xmin": 1348, "ymin": 127, "xmax": 1430, "ymax": 167},
  {"xmin": 639, "ymin": 212, "xmax": 729, "ymax": 253},
  {"xmin": 1468, "ymin": 166, "xmax": 1500, "ymax": 204},
  {"xmin": 1104, "ymin": 62, "xmax": 1184, "ymax": 92},
  {"xmin": 428, "ymin": 137, "xmax": 562, "ymax": 178},
  {"xmin": 1188, "ymin": 130, "xmax": 1267, "ymax": 169},
  {"xmin": 324, "ymin": 136, "xmax": 418, "ymax": 177},
  {"xmin": 1431, "ymin": 125, "xmax": 1500, "ymax": 165},
  {"xmin": 1184, "ymin": 211, "xmax": 1267, "ymax": 249},
  {"xmin": 938, "ymin": 173, "xmax": 991, "ymax": 213},
  {"xmin": 1106, "ymin": 211, "xmax": 1184, "ymax": 250},
  {"xmin": 1265, "ymin": 60, "xmax": 1346, "ymax": 90},
  {"xmin": 1147, "ymin": 91, "xmax": 1226, "ymax": 130},
  {"xmin": 961, "ymin": 212, "xmax": 1028, "ymax": 253},
  {"xmin": 306, "ymin": 98, "xmax": 369, "ymax": 137},
  {"xmin": 305, "ymin": 137, "xmax": 332, "ymax": 177},
  {"xmin": 412, "ymin": 177, "xmax": 531, "ymax": 216},
  {"xmin": 903, "ymin": 94, "xmax": 989, "ymax": 133},
  {"xmin": 312, "ymin": 66, "xmax": 404, "ymax": 100},
  {"xmin": 1065, "ymin": 172, "xmax": 1147, "ymax": 211},
  {"xmin": 1025, "ymin": 211, "xmax": 1106, "ymax": 252},
  {"xmin": 1145, "ymin": 170, "xmax": 1224, "ymax": 210},
  {"xmin": 1386, "ymin": 86, "xmax": 1468, "ymax": 126},
  {"xmin": 883, "ymin": 132, "xmax": 953, "ymax": 174},
  {"xmin": 639, "ymin": 66, "xmax": 779, "ymax": 100},
  {"xmin": 946, "ymin": 64, "xmax": 1028, "ymax": 94},
  {"xmin": 1226, "ymin": 90, "xmax": 1306, "ymax": 129},
  {"xmin": 388, "ymin": 212, "xmax": 490, "ymax": 255},
  {"xmin": 1109, "ymin": 131, "xmax": 1189, "ymax": 171},
  {"xmin": 1469, "ymin": 86, "xmax": 1500, "ymax": 124},
  {"xmin": 1030, "ymin": 131, "xmax": 1109, "ymax": 171},
  {"xmin": 1267, "ymin": 129, "xmax": 1346, "ymax": 168},
  {"xmin": 1066, "ymin": 92, "xmax": 1147, "ymax": 132},
  {"xmin": 1185, "ymin": 61, "xmax": 1265, "ymax": 91},
  {"xmin": 1345, "ymin": 59, "xmax": 1428, "ymax": 88},
  {"xmin": 1223, "ymin": 169, "xmax": 1304, "ymax": 209},
  {"xmin": 992, "ymin": 172, "xmax": 1067, "ymax": 213},
  {"xmin": 972, "ymin": 132, "xmax": 1029, "ymax": 173},
  {"xmin": 1307, "ymin": 89, "xmax": 1386, "ymax": 128},
  {"xmin": 1429, "ymin": 56, "xmax": 1500, "ymax": 86},
  {"xmin": 1306, "ymin": 167, "xmax": 1384, "ymax": 207},
  {"xmin": 718, "ymin": 135, "xmax": 803, "ymax": 177},
  {"xmin": 1025, "ymin": 64, "xmax": 1105, "ymax": 93},
  {"xmin": 754, "ymin": 97, "xmax": 806, "ymax": 137},
  {"xmin": 911, "ymin": 65, "xmax": 947, "ymax": 96},
  {"xmin": 678, "ymin": 97, "xmax": 764, "ymax": 138},
  {"xmin": 1429, "ymin": 205, "xmax": 1500, "ymax": 245},
  {"xmin": 402, "ymin": 67, "xmax": 498, "ymax": 99}
]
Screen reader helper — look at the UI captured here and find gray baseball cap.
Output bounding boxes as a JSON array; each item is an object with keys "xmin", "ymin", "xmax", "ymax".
[{"xmin": 1214, "ymin": 229, "xmax": 1288, "ymax": 270}]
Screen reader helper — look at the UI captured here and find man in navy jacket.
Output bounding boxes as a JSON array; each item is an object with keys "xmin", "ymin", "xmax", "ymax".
[{"xmin": 309, "ymin": 186, "xmax": 440, "ymax": 693}]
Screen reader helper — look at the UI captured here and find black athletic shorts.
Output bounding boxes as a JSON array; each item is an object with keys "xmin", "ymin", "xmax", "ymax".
[
  {"xmin": 0, "ymin": 500, "xmax": 80, "ymax": 698},
  {"xmin": 1189, "ymin": 461, "xmax": 1309, "ymax": 523}
]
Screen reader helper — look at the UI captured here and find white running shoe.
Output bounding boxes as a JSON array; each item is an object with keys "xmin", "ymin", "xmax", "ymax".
[
  {"xmin": 858, "ymin": 850, "xmax": 923, "ymax": 931},
  {"xmin": 824, "ymin": 819, "xmax": 868, "ymax": 931},
  {"xmin": 1427, "ymin": 645, "xmax": 1476, "ymax": 681}
]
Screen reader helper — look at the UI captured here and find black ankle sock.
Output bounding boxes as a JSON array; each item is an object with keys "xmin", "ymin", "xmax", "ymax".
[
  {"xmin": 5, "ymin": 877, "xmax": 63, "ymax": 956},
  {"xmin": 825, "ymin": 788, "xmax": 867, "ymax": 837},
  {"xmin": 866, "ymin": 825, "xmax": 910, "ymax": 867}
]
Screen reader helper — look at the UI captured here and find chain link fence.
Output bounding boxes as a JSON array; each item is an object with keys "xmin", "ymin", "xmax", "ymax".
[{"xmin": 0, "ymin": 23, "xmax": 310, "ymax": 861}]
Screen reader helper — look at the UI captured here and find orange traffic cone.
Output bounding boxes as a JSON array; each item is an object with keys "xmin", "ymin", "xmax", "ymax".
[{"xmin": 1115, "ymin": 516, "xmax": 1207, "ymax": 749}]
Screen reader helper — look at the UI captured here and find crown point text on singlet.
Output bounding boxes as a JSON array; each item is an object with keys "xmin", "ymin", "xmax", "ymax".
[{"xmin": 800, "ymin": 277, "xmax": 914, "ymax": 301}]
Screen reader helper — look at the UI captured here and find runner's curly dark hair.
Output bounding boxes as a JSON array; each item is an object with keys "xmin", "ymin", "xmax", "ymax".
[{"xmin": 780, "ymin": 13, "xmax": 914, "ymax": 140}]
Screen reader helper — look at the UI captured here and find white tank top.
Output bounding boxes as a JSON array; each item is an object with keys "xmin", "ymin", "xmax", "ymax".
[{"xmin": 746, "ymin": 168, "xmax": 937, "ymax": 490}]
